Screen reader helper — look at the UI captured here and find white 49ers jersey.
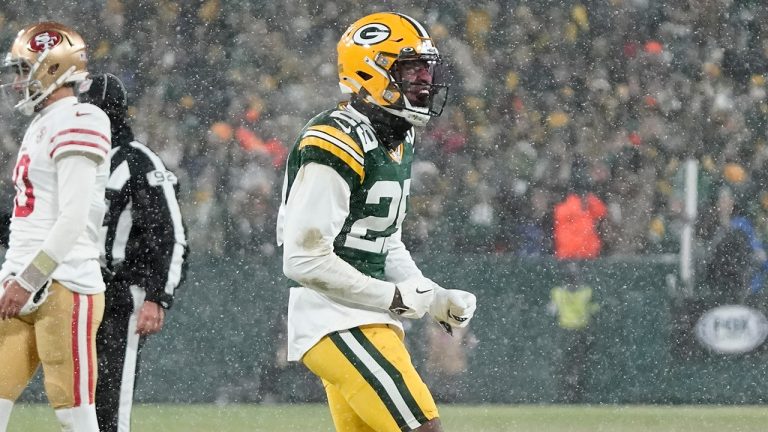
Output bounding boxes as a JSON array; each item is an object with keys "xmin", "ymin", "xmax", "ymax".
[{"xmin": 2, "ymin": 96, "xmax": 111, "ymax": 294}]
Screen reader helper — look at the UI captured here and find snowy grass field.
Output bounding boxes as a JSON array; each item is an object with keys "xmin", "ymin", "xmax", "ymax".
[{"xmin": 10, "ymin": 403, "xmax": 768, "ymax": 431}]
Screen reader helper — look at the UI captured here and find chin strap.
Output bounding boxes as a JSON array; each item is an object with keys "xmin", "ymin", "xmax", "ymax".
[{"xmin": 350, "ymin": 98, "xmax": 412, "ymax": 149}]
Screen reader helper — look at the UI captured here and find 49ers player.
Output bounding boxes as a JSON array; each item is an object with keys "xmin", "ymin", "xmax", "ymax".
[{"xmin": 0, "ymin": 22, "xmax": 110, "ymax": 432}]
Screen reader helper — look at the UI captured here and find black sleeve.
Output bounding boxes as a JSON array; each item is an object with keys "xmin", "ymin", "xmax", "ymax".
[
  {"xmin": 0, "ymin": 210, "xmax": 10, "ymax": 249},
  {"xmin": 130, "ymin": 149, "xmax": 188, "ymax": 309}
]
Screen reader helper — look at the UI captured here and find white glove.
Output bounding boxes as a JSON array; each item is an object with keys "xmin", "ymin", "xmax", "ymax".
[
  {"xmin": 429, "ymin": 287, "xmax": 476, "ymax": 331},
  {"xmin": 390, "ymin": 277, "xmax": 436, "ymax": 319}
]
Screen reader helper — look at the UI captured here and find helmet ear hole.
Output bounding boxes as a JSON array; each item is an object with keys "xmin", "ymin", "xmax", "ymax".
[
  {"xmin": 356, "ymin": 71, "xmax": 373, "ymax": 81},
  {"xmin": 48, "ymin": 64, "xmax": 59, "ymax": 75}
]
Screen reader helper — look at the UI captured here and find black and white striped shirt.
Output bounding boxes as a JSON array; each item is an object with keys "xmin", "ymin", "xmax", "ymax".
[{"xmin": 102, "ymin": 141, "xmax": 187, "ymax": 309}]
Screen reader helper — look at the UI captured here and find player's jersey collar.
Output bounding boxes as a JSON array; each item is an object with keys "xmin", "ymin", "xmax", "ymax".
[
  {"xmin": 343, "ymin": 103, "xmax": 373, "ymax": 127},
  {"xmin": 37, "ymin": 96, "xmax": 77, "ymax": 117}
]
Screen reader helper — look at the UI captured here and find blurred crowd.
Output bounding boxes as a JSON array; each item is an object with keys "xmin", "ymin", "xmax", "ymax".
[{"xmin": 1, "ymin": 0, "xmax": 768, "ymax": 261}]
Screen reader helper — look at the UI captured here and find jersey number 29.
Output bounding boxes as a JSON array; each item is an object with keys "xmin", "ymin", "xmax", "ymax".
[{"xmin": 344, "ymin": 179, "xmax": 410, "ymax": 253}]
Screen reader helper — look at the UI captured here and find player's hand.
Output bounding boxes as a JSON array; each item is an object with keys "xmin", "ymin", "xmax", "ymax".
[
  {"xmin": 136, "ymin": 301, "xmax": 165, "ymax": 336},
  {"xmin": 0, "ymin": 279, "xmax": 32, "ymax": 320},
  {"xmin": 429, "ymin": 288, "xmax": 476, "ymax": 331},
  {"xmin": 390, "ymin": 277, "xmax": 436, "ymax": 319}
]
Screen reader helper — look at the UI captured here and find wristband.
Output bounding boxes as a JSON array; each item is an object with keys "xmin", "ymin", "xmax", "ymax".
[{"xmin": 17, "ymin": 250, "xmax": 58, "ymax": 293}]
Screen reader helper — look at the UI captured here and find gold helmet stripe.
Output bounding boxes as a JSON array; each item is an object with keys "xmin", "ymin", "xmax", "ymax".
[{"xmin": 306, "ymin": 125, "xmax": 364, "ymax": 156}]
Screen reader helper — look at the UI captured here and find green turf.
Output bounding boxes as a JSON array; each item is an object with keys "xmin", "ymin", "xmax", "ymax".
[{"xmin": 9, "ymin": 403, "xmax": 768, "ymax": 432}]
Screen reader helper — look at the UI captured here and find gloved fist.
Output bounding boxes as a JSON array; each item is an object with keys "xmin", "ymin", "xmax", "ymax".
[
  {"xmin": 390, "ymin": 277, "xmax": 436, "ymax": 319},
  {"xmin": 429, "ymin": 288, "xmax": 476, "ymax": 329}
]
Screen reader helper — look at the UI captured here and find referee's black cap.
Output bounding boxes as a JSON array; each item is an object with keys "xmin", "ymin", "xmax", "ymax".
[{"xmin": 78, "ymin": 73, "xmax": 128, "ymax": 123}]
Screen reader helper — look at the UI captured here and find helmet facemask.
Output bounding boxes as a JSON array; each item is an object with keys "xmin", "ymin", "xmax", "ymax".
[
  {"xmin": 385, "ymin": 51, "xmax": 448, "ymax": 126},
  {"xmin": 2, "ymin": 51, "xmax": 80, "ymax": 116},
  {"xmin": 0, "ymin": 56, "xmax": 34, "ymax": 113}
]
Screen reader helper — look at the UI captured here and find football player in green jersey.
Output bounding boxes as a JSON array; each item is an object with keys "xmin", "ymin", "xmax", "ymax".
[{"xmin": 276, "ymin": 12, "xmax": 477, "ymax": 432}]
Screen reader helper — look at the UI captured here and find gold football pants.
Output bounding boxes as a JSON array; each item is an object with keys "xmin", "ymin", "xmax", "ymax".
[
  {"xmin": 303, "ymin": 324, "xmax": 438, "ymax": 432},
  {"xmin": 0, "ymin": 281, "xmax": 104, "ymax": 408}
]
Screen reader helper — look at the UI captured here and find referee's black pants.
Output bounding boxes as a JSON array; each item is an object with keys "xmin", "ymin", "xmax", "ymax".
[{"xmin": 95, "ymin": 282, "xmax": 148, "ymax": 432}]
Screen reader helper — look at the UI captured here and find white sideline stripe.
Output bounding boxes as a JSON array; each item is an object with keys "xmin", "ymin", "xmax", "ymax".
[
  {"xmin": 303, "ymin": 130, "xmax": 365, "ymax": 165},
  {"xmin": 118, "ymin": 285, "xmax": 145, "ymax": 432},
  {"xmin": 130, "ymin": 141, "xmax": 187, "ymax": 295},
  {"xmin": 337, "ymin": 330, "xmax": 421, "ymax": 430}
]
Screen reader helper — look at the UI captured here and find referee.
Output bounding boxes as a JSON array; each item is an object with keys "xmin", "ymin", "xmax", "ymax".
[{"xmin": 79, "ymin": 73, "xmax": 188, "ymax": 432}]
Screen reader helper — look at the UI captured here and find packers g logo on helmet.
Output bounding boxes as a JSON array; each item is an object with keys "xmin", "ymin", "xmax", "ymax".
[
  {"xmin": 1, "ymin": 22, "xmax": 89, "ymax": 116},
  {"xmin": 353, "ymin": 24, "xmax": 391, "ymax": 45},
  {"xmin": 338, "ymin": 12, "xmax": 448, "ymax": 127}
]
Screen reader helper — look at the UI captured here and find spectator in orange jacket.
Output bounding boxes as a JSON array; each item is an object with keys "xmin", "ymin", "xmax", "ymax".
[{"xmin": 553, "ymin": 188, "xmax": 607, "ymax": 260}]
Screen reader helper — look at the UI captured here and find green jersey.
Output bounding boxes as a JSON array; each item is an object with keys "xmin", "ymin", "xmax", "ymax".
[{"xmin": 283, "ymin": 103, "xmax": 415, "ymax": 279}]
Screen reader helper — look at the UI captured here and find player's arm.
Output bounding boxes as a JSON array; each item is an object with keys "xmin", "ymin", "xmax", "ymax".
[
  {"xmin": 131, "ymin": 148, "xmax": 187, "ymax": 310},
  {"xmin": 281, "ymin": 162, "xmax": 435, "ymax": 318},
  {"xmin": 280, "ymin": 122, "xmax": 437, "ymax": 319},
  {"xmin": 13, "ymin": 110, "xmax": 110, "ymax": 293},
  {"xmin": 281, "ymin": 162, "xmax": 401, "ymax": 311},
  {"xmin": 13, "ymin": 154, "xmax": 102, "ymax": 292}
]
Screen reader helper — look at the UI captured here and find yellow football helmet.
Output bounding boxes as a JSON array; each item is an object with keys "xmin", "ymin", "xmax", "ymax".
[
  {"xmin": 337, "ymin": 12, "xmax": 448, "ymax": 127},
  {"xmin": 1, "ymin": 22, "xmax": 89, "ymax": 115}
]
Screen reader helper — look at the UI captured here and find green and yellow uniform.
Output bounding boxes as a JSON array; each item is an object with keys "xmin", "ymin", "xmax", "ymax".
[{"xmin": 277, "ymin": 102, "xmax": 437, "ymax": 432}]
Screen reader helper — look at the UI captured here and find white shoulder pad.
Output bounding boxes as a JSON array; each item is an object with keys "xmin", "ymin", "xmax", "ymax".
[{"xmin": 48, "ymin": 104, "xmax": 111, "ymax": 162}]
